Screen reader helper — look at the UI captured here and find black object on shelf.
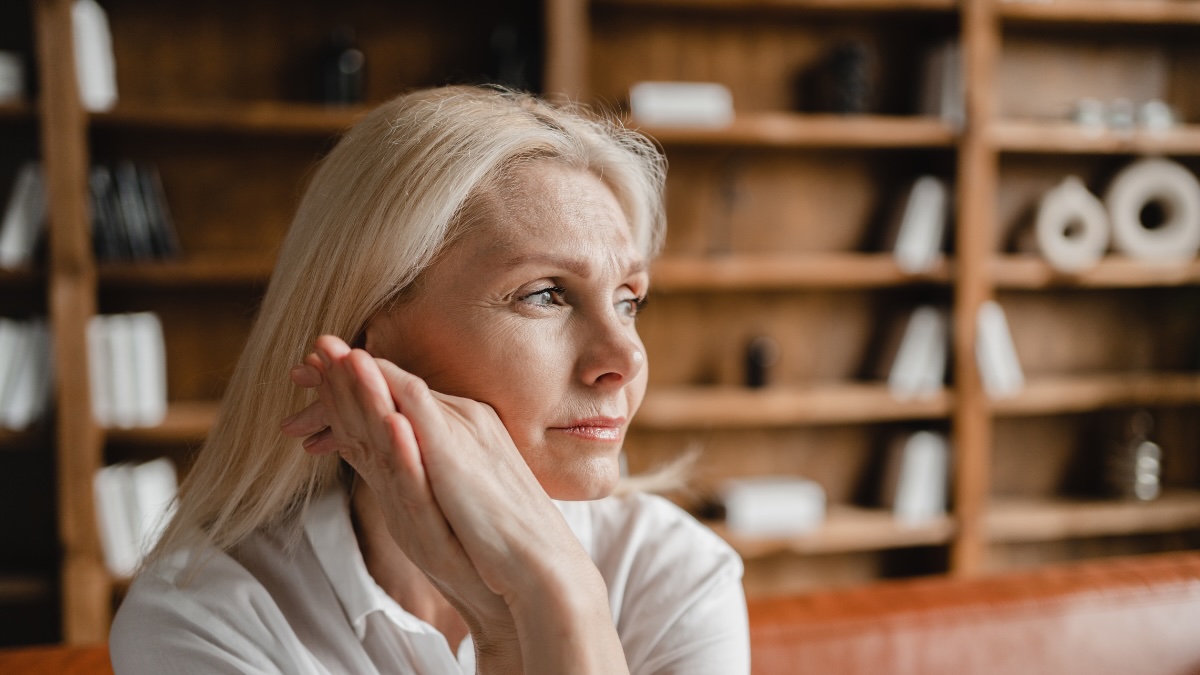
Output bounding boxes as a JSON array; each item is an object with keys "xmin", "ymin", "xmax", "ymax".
[
  {"xmin": 796, "ymin": 41, "xmax": 878, "ymax": 115},
  {"xmin": 89, "ymin": 162, "xmax": 180, "ymax": 263},
  {"xmin": 320, "ymin": 26, "xmax": 366, "ymax": 105},
  {"xmin": 744, "ymin": 335, "xmax": 780, "ymax": 389}
]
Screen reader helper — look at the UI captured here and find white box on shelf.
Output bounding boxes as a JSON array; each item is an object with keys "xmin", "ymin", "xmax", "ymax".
[
  {"xmin": 629, "ymin": 81, "xmax": 734, "ymax": 128},
  {"xmin": 720, "ymin": 476, "xmax": 826, "ymax": 537}
]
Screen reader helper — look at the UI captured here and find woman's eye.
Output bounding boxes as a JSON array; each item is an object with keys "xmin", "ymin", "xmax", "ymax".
[
  {"xmin": 521, "ymin": 286, "xmax": 565, "ymax": 307},
  {"xmin": 617, "ymin": 296, "xmax": 648, "ymax": 318}
]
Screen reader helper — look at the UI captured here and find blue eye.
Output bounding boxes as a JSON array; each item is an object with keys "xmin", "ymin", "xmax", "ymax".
[
  {"xmin": 618, "ymin": 296, "xmax": 648, "ymax": 318},
  {"xmin": 521, "ymin": 286, "xmax": 565, "ymax": 307}
]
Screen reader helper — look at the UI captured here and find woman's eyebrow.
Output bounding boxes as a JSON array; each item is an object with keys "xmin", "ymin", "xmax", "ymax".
[{"xmin": 502, "ymin": 253, "xmax": 647, "ymax": 277}]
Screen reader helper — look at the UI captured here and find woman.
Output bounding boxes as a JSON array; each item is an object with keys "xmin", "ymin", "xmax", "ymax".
[{"xmin": 111, "ymin": 86, "xmax": 749, "ymax": 674}]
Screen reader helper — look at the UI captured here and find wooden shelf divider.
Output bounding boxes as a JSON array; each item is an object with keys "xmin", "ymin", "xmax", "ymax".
[
  {"xmin": 987, "ymin": 490, "xmax": 1200, "ymax": 543},
  {"xmin": 98, "ymin": 258, "xmax": 275, "ymax": 287},
  {"xmin": 91, "ymin": 101, "xmax": 369, "ymax": 136},
  {"xmin": 991, "ymin": 121, "xmax": 1200, "ymax": 155},
  {"xmin": 104, "ymin": 400, "xmax": 219, "ymax": 446},
  {"xmin": 596, "ymin": 0, "xmax": 958, "ymax": 12},
  {"xmin": 652, "ymin": 254, "xmax": 952, "ymax": 291},
  {"xmin": 707, "ymin": 507, "xmax": 956, "ymax": 558},
  {"xmin": 635, "ymin": 383, "xmax": 953, "ymax": 429},
  {"xmin": 998, "ymin": 0, "xmax": 1200, "ymax": 25},
  {"xmin": 636, "ymin": 113, "xmax": 958, "ymax": 149},
  {"xmin": 992, "ymin": 256, "xmax": 1200, "ymax": 289},
  {"xmin": 990, "ymin": 373, "xmax": 1200, "ymax": 417}
]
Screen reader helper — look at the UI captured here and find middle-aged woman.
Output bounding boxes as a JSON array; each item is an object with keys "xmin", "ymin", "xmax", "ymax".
[{"xmin": 110, "ymin": 86, "xmax": 749, "ymax": 674}]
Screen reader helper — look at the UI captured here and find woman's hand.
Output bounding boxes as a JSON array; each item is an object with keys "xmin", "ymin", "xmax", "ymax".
[{"xmin": 281, "ymin": 336, "xmax": 629, "ymax": 674}]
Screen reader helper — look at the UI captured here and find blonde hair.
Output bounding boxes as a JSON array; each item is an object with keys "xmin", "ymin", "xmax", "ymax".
[{"xmin": 149, "ymin": 86, "xmax": 667, "ymax": 562}]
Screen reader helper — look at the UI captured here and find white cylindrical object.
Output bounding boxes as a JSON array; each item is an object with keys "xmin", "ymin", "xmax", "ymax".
[
  {"xmin": 1105, "ymin": 157, "xmax": 1200, "ymax": 262},
  {"xmin": 0, "ymin": 52, "xmax": 24, "ymax": 103},
  {"xmin": 1035, "ymin": 176, "xmax": 1110, "ymax": 273}
]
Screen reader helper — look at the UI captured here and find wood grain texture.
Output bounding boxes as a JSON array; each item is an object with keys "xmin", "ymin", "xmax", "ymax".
[
  {"xmin": 993, "ymin": 257, "xmax": 1200, "ymax": 289},
  {"xmin": 708, "ymin": 507, "xmax": 955, "ymax": 557},
  {"xmin": 987, "ymin": 491, "xmax": 1200, "ymax": 542},
  {"xmin": 999, "ymin": 0, "xmax": 1200, "ymax": 25},
  {"xmin": 652, "ymin": 253, "xmax": 952, "ymax": 290},
  {"xmin": 991, "ymin": 121, "xmax": 1200, "ymax": 155},
  {"xmin": 596, "ymin": 0, "xmax": 958, "ymax": 11},
  {"xmin": 990, "ymin": 373, "xmax": 1200, "ymax": 417},
  {"xmin": 636, "ymin": 114, "xmax": 957, "ymax": 148},
  {"xmin": 92, "ymin": 101, "xmax": 366, "ymax": 135}
]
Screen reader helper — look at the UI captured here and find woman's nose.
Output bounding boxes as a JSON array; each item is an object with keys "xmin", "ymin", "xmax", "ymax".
[{"xmin": 577, "ymin": 316, "xmax": 644, "ymax": 388}]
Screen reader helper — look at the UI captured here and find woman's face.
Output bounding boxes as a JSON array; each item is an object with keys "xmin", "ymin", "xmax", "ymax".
[{"xmin": 364, "ymin": 161, "xmax": 649, "ymax": 501}]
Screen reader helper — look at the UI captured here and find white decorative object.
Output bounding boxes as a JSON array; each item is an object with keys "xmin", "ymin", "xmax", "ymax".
[
  {"xmin": 629, "ymin": 81, "xmax": 734, "ymax": 128},
  {"xmin": 72, "ymin": 0, "xmax": 119, "ymax": 112},
  {"xmin": 1035, "ymin": 176, "xmax": 1110, "ymax": 273},
  {"xmin": 0, "ymin": 51, "xmax": 24, "ymax": 103},
  {"xmin": 0, "ymin": 162, "xmax": 46, "ymax": 269},
  {"xmin": 1104, "ymin": 157, "xmax": 1200, "ymax": 262},
  {"xmin": 720, "ymin": 476, "xmax": 825, "ymax": 537},
  {"xmin": 882, "ymin": 431, "xmax": 950, "ymax": 525},
  {"xmin": 893, "ymin": 176, "xmax": 949, "ymax": 274},
  {"xmin": 976, "ymin": 300, "xmax": 1024, "ymax": 399},
  {"xmin": 888, "ymin": 305, "xmax": 948, "ymax": 400},
  {"xmin": 87, "ymin": 312, "xmax": 168, "ymax": 428}
]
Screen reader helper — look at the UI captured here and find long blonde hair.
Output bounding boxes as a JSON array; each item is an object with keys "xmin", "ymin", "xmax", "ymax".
[{"xmin": 149, "ymin": 86, "xmax": 667, "ymax": 562}]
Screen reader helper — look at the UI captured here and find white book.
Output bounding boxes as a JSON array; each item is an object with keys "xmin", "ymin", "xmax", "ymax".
[
  {"xmin": 129, "ymin": 458, "xmax": 177, "ymax": 559},
  {"xmin": 918, "ymin": 40, "xmax": 963, "ymax": 129},
  {"xmin": 94, "ymin": 463, "xmax": 139, "ymax": 578},
  {"xmin": 72, "ymin": 0, "xmax": 118, "ymax": 112},
  {"xmin": 1, "ymin": 320, "xmax": 38, "ymax": 430},
  {"xmin": 888, "ymin": 306, "xmax": 947, "ymax": 400},
  {"xmin": 893, "ymin": 176, "xmax": 949, "ymax": 274},
  {"xmin": 976, "ymin": 300, "xmax": 1025, "ymax": 399},
  {"xmin": 0, "ymin": 317, "xmax": 21, "ymax": 417},
  {"xmin": 128, "ymin": 312, "xmax": 167, "ymax": 427},
  {"xmin": 883, "ymin": 431, "xmax": 950, "ymax": 525},
  {"xmin": 0, "ymin": 162, "xmax": 46, "ymax": 269},
  {"xmin": 106, "ymin": 314, "xmax": 139, "ymax": 429},
  {"xmin": 86, "ymin": 313, "xmax": 114, "ymax": 427},
  {"xmin": 720, "ymin": 476, "xmax": 826, "ymax": 537},
  {"xmin": 629, "ymin": 81, "xmax": 735, "ymax": 128}
]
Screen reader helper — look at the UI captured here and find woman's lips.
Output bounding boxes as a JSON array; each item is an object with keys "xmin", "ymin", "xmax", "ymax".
[{"xmin": 552, "ymin": 417, "xmax": 626, "ymax": 442}]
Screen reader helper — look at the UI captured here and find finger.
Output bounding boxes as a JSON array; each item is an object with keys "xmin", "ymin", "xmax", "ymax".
[
  {"xmin": 301, "ymin": 427, "xmax": 340, "ymax": 455},
  {"xmin": 314, "ymin": 335, "xmax": 352, "ymax": 368},
  {"xmin": 280, "ymin": 400, "xmax": 329, "ymax": 437},
  {"xmin": 375, "ymin": 359, "xmax": 444, "ymax": 442},
  {"xmin": 289, "ymin": 363, "xmax": 322, "ymax": 388}
]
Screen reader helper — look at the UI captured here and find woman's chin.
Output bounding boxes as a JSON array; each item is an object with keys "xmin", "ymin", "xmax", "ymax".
[{"xmin": 538, "ymin": 455, "xmax": 622, "ymax": 501}]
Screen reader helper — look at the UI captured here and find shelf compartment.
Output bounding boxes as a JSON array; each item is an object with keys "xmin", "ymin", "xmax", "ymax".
[
  {"xmin": 99, "ymin": 258, "xmax": 274, "ymax": 287},
  {"xmin": 635, "ymin": 113, "xmax": 957, "ymax": 149},
  {"xmin": 707, "ymin": 506, "xmax": 955, "ymax": 558},
  {"xmin": 998, "ymin": 0, "xmax": 1200, "ymax": 25},
  {"xmin": 634, "ymin": 383, "xmax": 953, "ymax": 429},
  {"xmin": 596, "ymin": 0, "xmax": 957, "ymax": 12},
  {"xmin": 105, "ymin": 400, "xmax": 218, "ymax": 445},
  {"xmin": 91, "ymin": 101, "xmax": 368, "ymax": 136},
  {"xmin": 992, "ymin": 256, "xmax": 1200, "ymax": 289},
  {"xmin": 987, "ymin": 490, "xmax": 1200, "ymax": 543},
  {"xmin": 991, "ymin": 373, "xmax": 1200, "ymax": 417},
  {"xmin": 991, "ymin": 121, "xmax": 1200, "ymax": 155},
  {"xmin": 653, "ymin": 253, "xmax": 952, "ymax": 291}
]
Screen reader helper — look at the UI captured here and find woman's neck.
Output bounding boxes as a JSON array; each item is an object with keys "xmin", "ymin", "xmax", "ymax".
[{"xmin": 349, "ymin": 476, "xmax": 469, "ymax": 649}]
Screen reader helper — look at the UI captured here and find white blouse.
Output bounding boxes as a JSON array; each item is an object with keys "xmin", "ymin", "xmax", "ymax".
[{"xmin": 110, "ymin": 488, "xmax": 749, "ymax": 674}]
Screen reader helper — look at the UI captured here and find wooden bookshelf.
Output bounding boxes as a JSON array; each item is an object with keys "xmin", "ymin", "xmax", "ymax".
[
  {"xmin": 0, "ymin": 574, "xmax": 53, "ymax": 604},
  {"xmin": 0, "ymin": 266, "xmax": 43, "ymax": 286},
  {"xmin": 997, "ymin": 0, "xmax": 1200, "ymax": 25},
  {"xmin": 0, "ymin": 101, "xmax": 35, "ymax": 122},
  {"xmin": 595, "ymin": 0, "xmax": 958, "ymax": 11},
  {"xmin": 707, "ymin": 507, "xmax": 956, "ymax": 558},
  {"xmin": 90, "ymin": 101, "xmax": 368, "ymax": 136},
  {"xmin": 634, "ymin": 114, "xmax": 957, "ymax": 149},
  {"xmin": 104, "ymin": 400, "xmax": 218, "ymax": 446},
  {"xmin": 992, "ymin": 256, "xmax": 1200, "ymax": 289},
  {"xmin": 635, "ymin": 384, "xmax": 953, "ymax": 429},
  {"xmin": 652, "ymin": 254, "xmax": 952, "ymax": 291},
  {"xmin": 990, "ymin": 121, "xmax": 1200, "ymax": 155},
  {"xmin": 98, "ymin": 258, "xmax": 274, "ymax": 287},
  {"xmin": 988, "ymin": 491, "xmax": 1200, "ymax": 543},
  {"xmin": 990, "ymin": 373, "xmax": 1200, "ymax": 417}
]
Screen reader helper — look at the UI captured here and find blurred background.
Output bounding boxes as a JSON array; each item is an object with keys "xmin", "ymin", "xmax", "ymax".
[{"xmin": 1, "ymin": 0, "xmax": 1199, "ymax": 647}]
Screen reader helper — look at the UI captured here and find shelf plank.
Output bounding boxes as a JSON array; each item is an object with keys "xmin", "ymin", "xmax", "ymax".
[
  {"xmin": 635, "ymin": 113, "xmax": 957, "ymax": 149},
  {"xmin": 99, "ymin": 258, "xmax": 274, "ymax": 287},
  {"xmin": 991, "ymin": 120, "xmax": 1200, "ymax": 155},
  {"xmin": 652, "ymin": 253, "xmax": 952, "ymax": 291},
  {"xmin": 998, "ymin": 0, "xmax": 1200, "ymax": 25},
  {"xmin": 707, "ymin": 507, "xmax": 955, "ymax": 558},
  {"xmin": 0, "ymin": 574, "xmax": 54, "ymax": 604},
  {"xmin": 0, "ymin": 266, "xmax": 44, "ymax": 286},
  {"xmin": 988, "ymin": 490, "xmax": 1200, "ymax": 543},
  {"xmin": 991, "ymin": 373, "xmax": 1200, "ymax": 417},
  {"xmin": 105, "ymin": 400, "xmax": 218, "ymax": 445},
  {"xmin": 635, "ymin": 383, "xmax": 953, "ymax": 429},
  {"xmin": 993, "ymin": 256, "xmax": 1200, "ymax": 289},
  {"xmin": 91, "ymin": 101, "xmax": 369, "ymax": 135},
  {"xmin": 0, "ymin": 101, "xmax": 36, "ymax": 122},
  {"xmin": 597, "ymin": 0, "xmax": 957, "ymax": 11}
]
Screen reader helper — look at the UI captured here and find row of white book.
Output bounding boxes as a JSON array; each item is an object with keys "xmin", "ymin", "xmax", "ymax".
[
  {"xmin": 720, "ymin": 430, "xmax": 950, "ymax": 537},
  {"xmin": 94, "ymin": 458, "xmax": 177, "ymax": 578},
  {"xmin": 87, "ymin": 312, "xmax": 168, "ymax": 429},
  {"xmin": 0, "ymin": 163, "xmax": 46, "ymax": 270},
  {"xmin": 0, "ymin": 317, "xmax": 54, "ymax": 431},
  {"xmin": 887, "ymin": 300, "xmax": 1025, "ymax": 401}
]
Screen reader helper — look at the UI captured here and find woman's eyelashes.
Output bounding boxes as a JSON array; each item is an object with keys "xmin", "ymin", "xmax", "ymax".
[
  {"xmin": 519, "ymin": 285, "xmax": 567, "ymax": 308},
  {"xmin": 617, "ymin": 295, "xmax": 648, "ymax": 319}
]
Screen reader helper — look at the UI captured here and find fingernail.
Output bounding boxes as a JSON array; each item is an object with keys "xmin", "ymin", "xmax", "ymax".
[{"xmin": 281, "ymin": 412, "xmax": 298, "ymax": 428}]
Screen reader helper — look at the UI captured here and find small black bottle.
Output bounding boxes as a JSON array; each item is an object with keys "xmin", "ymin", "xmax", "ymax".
[{"xmin": 321, "ymin": 26, "xmax": 365, "ymax": 105}]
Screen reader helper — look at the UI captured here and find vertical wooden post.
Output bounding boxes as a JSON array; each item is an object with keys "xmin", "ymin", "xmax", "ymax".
[
  {"xmin": 544, "ymin": 0, "xmax": 589, "ymax": 100},
  {"xmin": 950, "ymin": 0, "xmax": 1000, "ymax": 577},
  {"xmin": 35, "ymin": 0, "xmax": 109, "ymax": 643}
]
